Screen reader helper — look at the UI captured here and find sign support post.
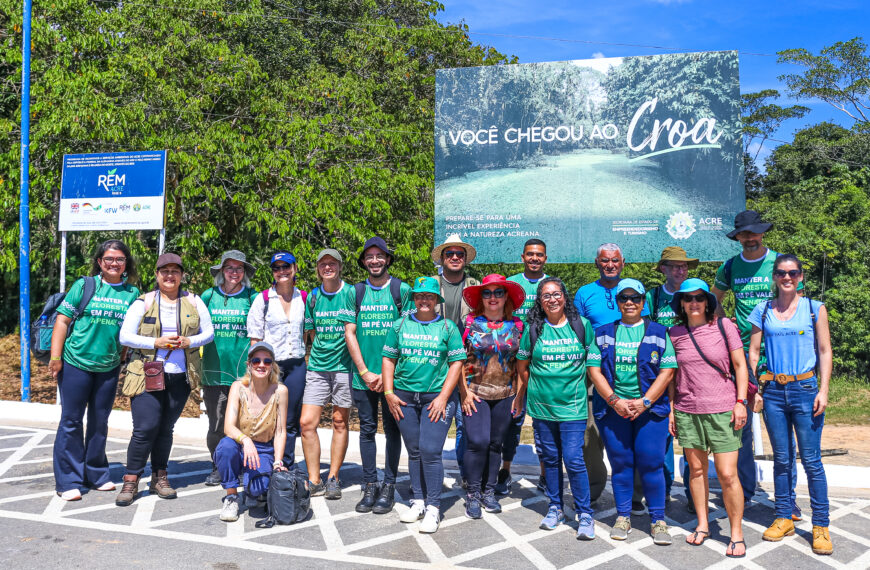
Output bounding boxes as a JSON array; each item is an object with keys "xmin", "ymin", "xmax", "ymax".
[{"xmin": 19, "ymin": 0, "xmax": 32, "ymax": 402}]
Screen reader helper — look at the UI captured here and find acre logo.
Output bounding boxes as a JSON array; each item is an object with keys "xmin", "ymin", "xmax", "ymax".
[{"xmin": 98, "ymin": 168, "xmax": 126, "ymax": 195}]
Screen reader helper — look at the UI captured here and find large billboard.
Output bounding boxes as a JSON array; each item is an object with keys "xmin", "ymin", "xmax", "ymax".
[
  {"xmin": 434, "ymin": 51, "xmax": 744, "ymax": 263},
  {"xmin": 59, "ymin": 150, "xmax": 167, "ymax": 231}
]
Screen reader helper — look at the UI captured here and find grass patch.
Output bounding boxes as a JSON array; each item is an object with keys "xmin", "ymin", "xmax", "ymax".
[{"xmin": 825, "ymin": 376, "xmax": 870, "ymax": 425}]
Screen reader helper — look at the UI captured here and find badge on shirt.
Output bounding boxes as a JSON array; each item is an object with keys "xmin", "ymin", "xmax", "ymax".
[{"xmin": 650, "ymin": 351, "xmax": 660, "ymax": 365}]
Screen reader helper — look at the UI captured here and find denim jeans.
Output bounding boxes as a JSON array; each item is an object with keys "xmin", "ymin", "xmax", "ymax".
[
  {"xmin": 395, "ymin": 389, "xmax": 457, "ymax": 508},
  {"xmin": 762, "ymin": 376, "xmax": 829, "ymax": 526},
  {"xmin": 454, "ymin": 400, "xmax": 466, "ymax": 479},
  {"xmin": 214, "ymin": 437, "xmax": 275, "ymax": 497},
  {"xmin": 533, "ymin": 418, "xmax": 592, "ymax": 516},
  {"xmin": 53, "ymin": 362, "xmax": 120, "ymax": 492},
  {"xmin": 353, "ymin": 388, "xmax": 401, "ymax": 485},
  {"xmin": 278, "ymin": 357, "xmax": 307, "ymax": 466},
  {"xmin": 463, "ymin": 397, "xmax": 513, "ymax": 494},
  {"xmin": 126, "ymin": 372, "xmax": 191, "ymax": 476},
  {"xmin": 599, "ymin": 409, "xmax": 669, "ymax": 522}
]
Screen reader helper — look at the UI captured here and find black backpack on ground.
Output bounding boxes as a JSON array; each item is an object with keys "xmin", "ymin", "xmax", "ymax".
[
  {"xmin": 31, "ymin": 276, "xmax": 98, "ymax": 364},
  {"xmin": 255, "ymin": 468, "xmax": 311, "ymax": 527}
]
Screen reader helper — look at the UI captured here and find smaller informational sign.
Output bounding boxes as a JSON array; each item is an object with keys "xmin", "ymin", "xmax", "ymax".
[{"xmin": 59, "ymin": 151, "xmax": 167, "ymax": 231}]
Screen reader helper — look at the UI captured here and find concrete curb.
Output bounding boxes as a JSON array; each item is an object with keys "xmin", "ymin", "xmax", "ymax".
[{"xmin": 3, "ymin": 399, "xmax": 869, "ymax": 489}]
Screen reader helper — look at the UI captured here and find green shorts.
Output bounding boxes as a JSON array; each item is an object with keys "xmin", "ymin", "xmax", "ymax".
[{"xmin": 674, "ymin": 410, "xmax": 742, "ymax": 454}]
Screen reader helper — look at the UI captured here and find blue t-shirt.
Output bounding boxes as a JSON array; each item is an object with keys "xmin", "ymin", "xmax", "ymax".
[
  {"xmin": 573, "ymin": 280, "xmax": 650, "ymax": 330},
  {"xmin": 747, "ymin": 297, "xmax": 822, "ymax": 376}
]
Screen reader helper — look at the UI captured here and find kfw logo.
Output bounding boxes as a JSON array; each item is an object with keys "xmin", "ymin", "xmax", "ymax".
[{"xmin": 98, "ymin": 168, "xmax": 126, "ymax": 193}]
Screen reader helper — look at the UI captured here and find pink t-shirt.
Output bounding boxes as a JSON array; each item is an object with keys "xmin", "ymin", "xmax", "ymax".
[{"xmin": 669, "ymin": 318, "xmax": 744, "ymax": 414}]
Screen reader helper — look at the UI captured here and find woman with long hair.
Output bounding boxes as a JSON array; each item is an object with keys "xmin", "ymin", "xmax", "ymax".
[
  {"xmin": 50, "ymin": 239, "xmax": 140, "ymax": 501},
  {"xmin": 668, "ymin": 278, "xmax": 748, "ymax": 557},
  {"xmin": 459, "ymin": 274, "xmax": 525, "ymax": 518},
  {"xmin": 514, "ymin": 277, "xmax": 597, "ymax": 540},
  {"xmin": 214, "ymin": 342, "xmax": 288, "ymax": 521},
  {"xmin": 749, "ymin": 255, "xmax": 833, "ymax": 556}
]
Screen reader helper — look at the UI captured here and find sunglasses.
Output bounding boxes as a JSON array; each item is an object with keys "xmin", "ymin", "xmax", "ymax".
[
  {"xmin": 271, "ymin": 264, "xmax": 292, "ymax": 272},
  {"xmin": 773, "ymin": 269, "xmax": 801, "ymax": 278},
  {"xmin": 250, "ymin": 357, "xmax": 273, "ymax": 365},
  {"xmin": 481, "ymin": 289, "xmax": 506, "ymax": 299},
  {"xmin": 681, "ymin": 293, "xmax": 708, "ymax": 303},
  {"xmin": 616, "ymin": 293, "xmax": 644, "ymax": 304},
  {"xmin": 443, "ymin": 250, "xmax": 466, "ymax": 259}
]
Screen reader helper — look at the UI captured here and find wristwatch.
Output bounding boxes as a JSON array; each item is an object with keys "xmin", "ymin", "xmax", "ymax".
[
  {"xmin": 642, "ymin": 397, "xmax": 652, "ymax": 409},
  {"xmin": 737, "ymin": 398, "xmax": 748, "ymax": 406}
]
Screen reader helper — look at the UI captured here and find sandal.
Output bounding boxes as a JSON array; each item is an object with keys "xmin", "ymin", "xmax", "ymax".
[
  {"xmin": 726, "ymin": 540, "xmax": 746, "ymax": 558},
  {"xmin": 686, "ymin": 529, "xmax": 709, "ymax": 546}
]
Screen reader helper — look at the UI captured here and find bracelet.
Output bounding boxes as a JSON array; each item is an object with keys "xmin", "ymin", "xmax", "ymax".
[
  {"xmin": 606, "ymin": 393, "xmax": 619, "ymax": 406},
  {"xmin": 272, "ymin": 461, "xmax": 283, "ymax": 468},
  {"xmin": 50, "ymin": 356, "xmax": 62, "ymax": 361},
  {"xmin": 235, "ymin": 433, "xmax": 248, "ymax": 444},
  {"xmin": 359, "ymin": 368, "xmax": 369, "ymax": 376},
  {"xmin": 384, "ymin": 390, "xmax": 394, "ymax": 395}
]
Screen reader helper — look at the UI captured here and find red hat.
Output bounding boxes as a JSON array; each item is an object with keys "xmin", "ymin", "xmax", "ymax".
[{"xmin": 463, "ymin": 274, "xmax": 526, "ymax": 312}]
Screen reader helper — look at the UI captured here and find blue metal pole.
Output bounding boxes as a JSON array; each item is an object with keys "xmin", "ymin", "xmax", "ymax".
[{"xmin": 19, "ymin": 0, "xmax": 32, "ymax": 402}]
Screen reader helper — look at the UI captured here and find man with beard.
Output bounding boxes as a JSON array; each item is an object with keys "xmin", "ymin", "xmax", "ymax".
[
  {"xmin": 430, "ymin": 234, "xmax": 480, "ymax": 489},
  {"xmin": 712, "ymin": 210, "xmax": 799, "ymax": 518},
  {"xmin": 572, "ymin": 244, "xmax": 649, "ymax": 503},
  {"xmin": 342, "ymin": 237, "xmax": 413, "ymax": 514}
]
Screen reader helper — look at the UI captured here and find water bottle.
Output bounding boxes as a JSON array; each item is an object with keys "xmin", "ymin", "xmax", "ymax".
[{"xmin": 37, "ymin": 315, "xmax": 52, "ymax": 350}]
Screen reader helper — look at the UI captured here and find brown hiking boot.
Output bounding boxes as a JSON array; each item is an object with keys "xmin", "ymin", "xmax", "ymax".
[
  {"xmin": 762, "ymin": 518, "xmax": 795, "ymax": 542},
  {"xmin": 149, "ymin": 469, "xmax": 177, "ymax": 499},
  {"xmin": 115, "ymin": 475, "xmax": 140, "ymax": 506},
  {"xmin": 812, "ymin": 526, "xmax": 833, "ymax": 555}
]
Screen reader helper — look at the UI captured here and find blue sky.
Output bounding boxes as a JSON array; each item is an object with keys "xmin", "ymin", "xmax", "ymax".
[{"xmin": 436, "ymin": 0, "xmax": 869, "ymax": 165}]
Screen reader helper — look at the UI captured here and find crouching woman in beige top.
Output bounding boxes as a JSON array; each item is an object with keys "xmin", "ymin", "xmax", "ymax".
[{"xmin": 215, "ymin": 341, "xmax": 288, "ymax": 522}]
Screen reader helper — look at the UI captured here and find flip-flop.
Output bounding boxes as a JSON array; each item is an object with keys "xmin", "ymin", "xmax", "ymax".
[
  {"xmin": 686, "ymin": 529, "xmax": 709, "ymax": 546},
  {"xmin": 726, "ymin": 540, "xmax": 747, "ymax": 558}
]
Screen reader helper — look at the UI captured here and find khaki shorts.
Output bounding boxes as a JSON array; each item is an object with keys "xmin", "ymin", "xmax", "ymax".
[{"xmin": 675, "ymin": 410, "xmax": 742, "ymax": 454}]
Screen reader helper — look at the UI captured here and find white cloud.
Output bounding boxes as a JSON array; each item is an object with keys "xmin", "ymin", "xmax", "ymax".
[{"xmin": 592, "ymin": 51, "xmax": 606, "ymax": 59}]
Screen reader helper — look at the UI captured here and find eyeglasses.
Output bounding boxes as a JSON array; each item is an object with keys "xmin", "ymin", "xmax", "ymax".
[
  {"xmin": 681, "ymin": 293, "xmax": 708, "ymax": 303},
  {"xmin": 616, "ymin": 294, "xmax": 644, "ymax": 304},
  {"xmin": 539, "ymin": 292, "xmax": 564, "ymax": 302},
  {"xmin": 101, "ymin": 256, "xmax": 126, "ymax": 264},
  {"xmin": 363, "ymin": 254, "xmax": 387, "ymax": 262},
  {"xmin": 158, "ymin": 268, "xmax": 181, "ymax": 276},
  {"xmin": 773, "ymin": 269, "xmax": 801, "ymax": 278},
  {"xmin": 443, "ymin": 250, "xmax": 466, "ymax": 259},
  {"xmin": 271, "ymin": 264, "xmax": 292, "ymax": 272},
  {"xmin": 481, "ymin": 288, "xmax": 506, "ymax": 299},
  {"xmin": 250, "ymin": 357, "xmax": 273, "ymax": 365},
  {"xmin": 224, "ymin": 266, "xmax": 245, "ymax": 273}
]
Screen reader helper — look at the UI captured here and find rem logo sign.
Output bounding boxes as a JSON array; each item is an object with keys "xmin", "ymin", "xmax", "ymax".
[{"xmin": 98, "ymin": 169, "xmax": 126, "ymax": 194}]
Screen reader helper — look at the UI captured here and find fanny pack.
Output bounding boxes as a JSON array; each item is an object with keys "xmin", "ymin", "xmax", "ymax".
[{"xmin": 144, "ymin": 349, "xmax": 174, "ymax": 392}]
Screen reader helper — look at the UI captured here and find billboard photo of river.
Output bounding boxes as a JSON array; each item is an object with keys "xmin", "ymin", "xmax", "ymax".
[{"xmin": 434, "ymin": 52, "xmax": 745, "ymax": 263}]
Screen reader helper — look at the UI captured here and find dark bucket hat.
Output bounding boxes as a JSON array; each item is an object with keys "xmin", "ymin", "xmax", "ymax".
[
  {"xmin": 726, "ymin": 210, "xmax": 773, "ymax": 240},
  {"xmin": 357, "ymin": 236, "xmax": 394, "ymax": 270}
]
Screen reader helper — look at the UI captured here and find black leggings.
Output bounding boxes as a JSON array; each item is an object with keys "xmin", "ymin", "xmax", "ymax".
[
  {"xmin": 126, "ymin": 373, "xmax": 191, "ymax": 476},
  {"xmin": 462, "ymin": 396, "xmax": 513, "ymax": 494}
]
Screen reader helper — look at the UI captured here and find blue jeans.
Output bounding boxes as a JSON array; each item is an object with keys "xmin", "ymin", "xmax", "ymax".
[
  {"xmin": 53, "ymin": 362, "xmax": 120, "ymax": 492},
  {"xmin": 463, "ymin": 397, "xmax": 513, "ymax": 494},
  {"xmin": 762, "ymin": 377, "xmax": 829, "ymax": 526},
  {"xmin": 215, "ymin": 437, "xmax": 275, "ymax": 497},
  {"xmin": 664, "ymin": 434, "xmax": 675, "ymax": 495},
  {"xmin": 126, "ymin": 372, "xmax": 191, "ymax": 476},
  {"xmin": 454, "ymin": 397, "xmax": 466, "ymax": 479},
  {"xmin": 599, "ymin": 409, "xmax": 668, "ymax": 522},
  {"xmin": 533, "ymin": 418, "xmax": 592, "ymax": 516},
  {"xmin": 395, "ymin": 389, "xmax": 457, "ymax": 508},
  {"xmin": 278, "ymin": 357, "xmax": 306, "ymax": 466},
  {"xmin": 353, "ymin": 388, "xmax": 401, "ymax": 485}
]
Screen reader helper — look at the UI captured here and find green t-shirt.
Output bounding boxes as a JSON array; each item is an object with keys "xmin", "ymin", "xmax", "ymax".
[
  {"xmin": 57, "ymin": 276, "xmax": 140, "ymax": 372},
  {"xmin": 201, "ymin": 286, "xmax": 257, "ymax": 386},
  {"xmin": 645, "ymin": 285, "xmax": 678, "ymax": 328},
  {"xmin": 339, "ymin": 278, "xmax": 414, "ymax": 390},
  {"xmin": 507, "ymin": 273, "xmax": 546, "ymax": 321},
  {"xmin": 517, "ymin": 317, "xmax": 594, "ymax": 422},
  {"xmin": 304, "ymin": 282, "xmax": 355, "ymax": 372},
  {"xmin": 587, "ymin": 322, "xmax": 677, "ymax": 398},
  {"xmin": 381, "ymin": 315, "xmax": 465, "ymax": 393},
  {"xmin": 715, "ymin": 249, "xmax": 778, "ymax": 349}
]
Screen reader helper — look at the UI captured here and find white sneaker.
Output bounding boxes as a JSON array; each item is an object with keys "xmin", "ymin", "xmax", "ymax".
[
  {"xmin": 220, "ymin": 494, "xmax": 240, "ymax": 522},
  {"xmin": 96, "ymin": 481, "xmax": 115, "ymax": 492},
  {"xmin": 419, "ymin": 505, "xmax": 440, "ymax": 533},
  {"xmin": 399, "ymin": 499, "xmax": 426, "ymax": 523},
  {"xmin": 58, "ymin": 489, "xmax": 82, "ymax": 501}
]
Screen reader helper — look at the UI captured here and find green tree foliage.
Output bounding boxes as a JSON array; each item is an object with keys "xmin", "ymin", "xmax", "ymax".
[
  {"xmin": 0, "ymin": 0, "xmax": 510, "ymax": 332},
  {"xmin": 740, "ymin": 89, "xmax": 809, "ymax": 160}
]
